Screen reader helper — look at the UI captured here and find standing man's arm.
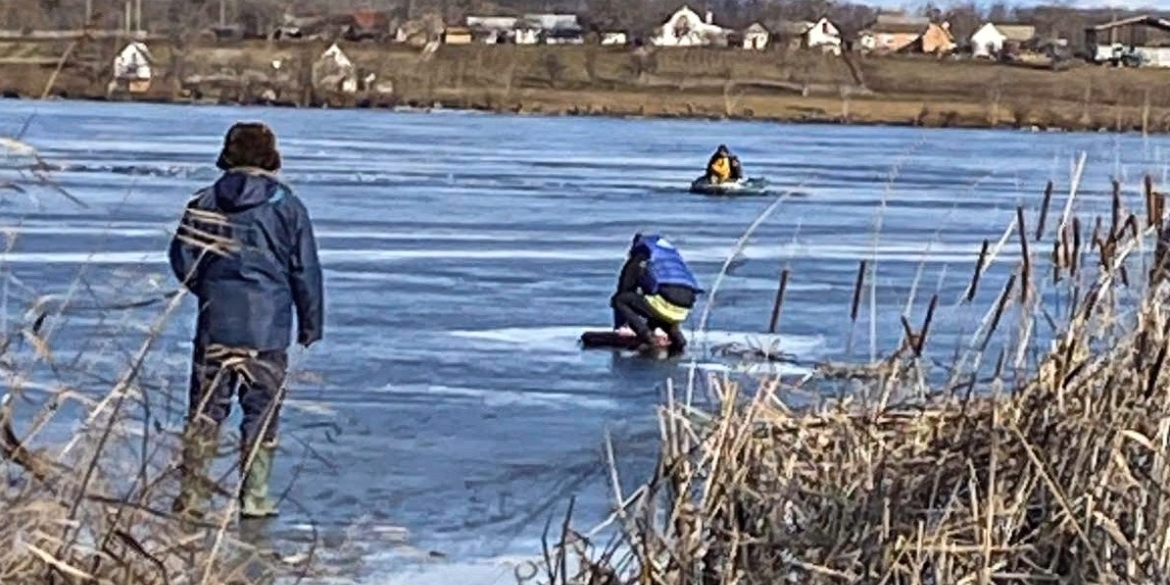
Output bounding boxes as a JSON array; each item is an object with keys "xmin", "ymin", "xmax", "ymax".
[
  {"xmin": 288, "ymin": 198, "xmax": 324, "ymax": 347},
  {"xmin": 168, "ymin": 203, "xmax": 206, "ymax": 291}
]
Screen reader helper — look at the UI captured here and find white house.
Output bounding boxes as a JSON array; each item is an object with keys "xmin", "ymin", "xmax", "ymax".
[
  {"xmin": 771, "ymin": 17, "xmax": 842, "ymax": 53},
  {"xmin": 514, "ymin": 20, "xmax": 540, "ymax": 44},
  {"xmin": 601, "ymin": 31, "xmax": 628, "ymax": 45},
  {"xmin": 534, "ymin": 14, "xmax": 585, "ymax": 44},
  {"xmin": 969, "ymin": 23, "xmax": 1003, "ymax": 57},
  {"xmin": 465, "ymin": 16, "xmax": 517, "ymax": 30},
  {"xmin": 804, "ymin": 17, "xmax": 843, "ymax": 53},
  {"xmin": 651, "ymin": 6, "xmax": 729, "ymax": 47},
  {"xmin": 113, "ymin": 41, "xmax": 152, "ymax": 81},
  {"xmin": 465, "ymin": 15, "xmax": 517, "ymax": 43},
  {"xmin": 512, "ymin": 13, "xmax": 582, "ymax": 45},
  {"xmin": 109, "ymin": 40, "xmax": 153, "ymax": 94},
  {"xmin": 312, "ymin": 43, "xmax": 357, "ymax": 94},
  {"xmin": 970, "ymin": 22, "xmax": 1036, "ymax": 58},
  {"xmin": 743, "ymin": 22, "xmax": 769, "ymax": 50}
]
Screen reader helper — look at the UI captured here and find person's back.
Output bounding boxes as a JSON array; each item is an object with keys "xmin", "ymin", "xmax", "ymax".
[
  {"xmin": 173, "ymin": 169, "xmax": 322, "ymax": 351},
  {"xmin": 637, "ymin": 235, "xmax": 700, "ymax": 310}
]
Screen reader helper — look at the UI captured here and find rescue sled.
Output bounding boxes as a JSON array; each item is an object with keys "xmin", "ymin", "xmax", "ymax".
[
  {"xmin": 688, "ymin": 176, "xmax": 770, "ymax": 196},
  {"xmin": 579, "ymin": 330, "xmax": 672, "ymax": 351}
]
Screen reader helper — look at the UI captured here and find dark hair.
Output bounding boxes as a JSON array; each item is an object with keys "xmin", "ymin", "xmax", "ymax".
[
  {"xmin": 627, "ymin": 232, "xmax": 645, "ymax": 257},
  {"xmin": 216, "ymin": 122, "xmax": 282, "ymax": 172}
]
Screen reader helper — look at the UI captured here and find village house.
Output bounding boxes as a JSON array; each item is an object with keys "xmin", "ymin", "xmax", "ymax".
[
  {"xmin": 442, "ymin": 26, "xmax": 472, "ymax": 44},
  {"xmin": 312, "ymin": 43, "xmax": 358, "ymax": 94},
  {"xmin": 768, "ymin": 17, "xmax": 842, "ymax": 53},
  {"xmin": 1084, "ymin": 14, "xmax": 1170, "ymax": 67},
  {"xmin": 265, "ymin": 11, "xmax": 388, "ymax": 41},
  {"xmin": 343, "ymin": 9, "xmax": 391, "ymax": 41},
  {"xmin": 770, "ymin": 20, "xmax": 812, "ymax": 50},
  {"xmin": 601, "ymin": 31, "xmax": 628, "ymax": 45},
  {"xmin": 270, "ymin": 12, "xmax": 319, "ymax": 39},
  {"xmin": 858, "ymin": 12, "xmax": 929, "ymax": 53},
  {"xmin": 970, "ymin": 22, "xmax": 1036, "ymax": 58},
  {"xmin": 465, "ymin": 15, "xmax": 517, "ymax": 43},
  {"xmin": 459, "ymin": 13, "xmax": 583, "ymax": 45},
  {"xmin": 804, "ymin": 17, "xmax": 842, "ymax": 53},
  {"xmin": 650, "ymin": 6, "xmax": 731, "ymax": 47},
  {"xmin": 858, "ymin": 13, "xmax": 954, "ymax": 54},
  {"xmin": 742, "ymin": 22, "xmax": 769, "ymax": 50},
  {"xmin": 544, "ymin": 28, "xmax": 585, "ymax": 44},
  {"xmin": 395, "ymin": 15, "xmax": 444, "ymax": 46},
  {"xmin": 918, "ymin": 22, "xmax": 956, "ymax": 54},
  {"xmin": 526, "ymin": 13, "xmax": 584, "ymax": 45},
  {"xmin": 513, "ymin": 17, "xmax": 540, "ymax": 44},
  {"xmin": 110, "ymin": 40, "xmax": 153, "ymax": 94}
]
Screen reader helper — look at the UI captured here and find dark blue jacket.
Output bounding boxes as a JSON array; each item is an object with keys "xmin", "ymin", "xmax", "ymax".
[{"xmin": 168, "ymin": 170, "xmax": 324, "ymax": 351}]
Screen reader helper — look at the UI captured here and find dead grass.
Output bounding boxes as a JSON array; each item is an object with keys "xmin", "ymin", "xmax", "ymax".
[
  {"xmin": 521, "ymin": 168, "xmax": 1170, "ymax": 583},
  {"xmin": 2, "ymin": 40, "xmax": 1168, "ymax": 131},
  {"xmin": 0, "ymin": 135, "xmax": 327, "ymax": 584}
]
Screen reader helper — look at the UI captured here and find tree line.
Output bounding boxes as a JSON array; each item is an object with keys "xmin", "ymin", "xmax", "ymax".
[{"xmin": 1, "ymin": 0, "xmax": 1158, "ymax": 47}]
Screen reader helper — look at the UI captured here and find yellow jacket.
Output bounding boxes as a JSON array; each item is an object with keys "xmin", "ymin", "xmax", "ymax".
[{"xmin": 708, "ymin": 156, "xmax": 731, "ymax": 182}]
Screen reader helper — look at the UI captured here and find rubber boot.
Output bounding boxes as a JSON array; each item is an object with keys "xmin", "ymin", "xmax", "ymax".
[
  {"xmin": 239, "ymin": 444, "xmax": 280, "ymax": 519},
  {"xmin": 172, "ymin": 423, "xmax": 218, "ymax": 519}
]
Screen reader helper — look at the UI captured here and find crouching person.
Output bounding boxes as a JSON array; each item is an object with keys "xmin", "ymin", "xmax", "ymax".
[
  {"xmin": 611, "ymin": 233, "xmax": 702, "ymax": 356},
  {"xmin": 168, "ymin": 122, "xmax": 324, "ymax": 520}
]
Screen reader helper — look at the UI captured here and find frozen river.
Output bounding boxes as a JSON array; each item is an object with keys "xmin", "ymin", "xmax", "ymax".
[{"xmin": 0, "ymin": 99, "xmax": 1167, "ymax": 583}]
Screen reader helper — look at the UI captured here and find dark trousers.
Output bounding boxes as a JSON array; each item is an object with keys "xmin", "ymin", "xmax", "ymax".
[
  {"xmin": 611, "ymin": 292, "xmax": 687, "ymax": 353},
  {"xmin": 186, "ymin": 344, "xmax": 289, "ymax": 450}
]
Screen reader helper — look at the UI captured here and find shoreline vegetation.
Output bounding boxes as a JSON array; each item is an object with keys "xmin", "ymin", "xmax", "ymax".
[
  {"xmin": 0, "ymin": 139, "xmax": 345, "ymax": 584},
  {"xmin": 530, "ymin": 173, "xmax": 1170, "ymax": 584},
  {"xmin": 3, "ymin": 39, "xmax": 1170, "ymax": 133}
]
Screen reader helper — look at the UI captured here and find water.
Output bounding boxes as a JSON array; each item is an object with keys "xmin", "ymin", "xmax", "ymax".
[{"xmin": 0, "ymin": 100, "xmax": 1168, "ymax": 583}]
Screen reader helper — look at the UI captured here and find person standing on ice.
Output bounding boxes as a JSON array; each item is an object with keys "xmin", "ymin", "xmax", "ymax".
[
  {"xmin": 612, "ymin": 233, "xmax": 703, "ymax": 356},
  {"xmin": 167, "ymin": 122, "xmax": 324, "ymax": 520}
]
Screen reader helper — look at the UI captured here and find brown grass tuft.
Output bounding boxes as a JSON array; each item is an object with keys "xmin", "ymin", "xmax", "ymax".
[
  {"xmin": 526, "ymin": 169, "xmax": 1170, "ymax": 584},
  {"xmin": 0, "ymin": 136, "xmax": 326, "ymax": 585}
]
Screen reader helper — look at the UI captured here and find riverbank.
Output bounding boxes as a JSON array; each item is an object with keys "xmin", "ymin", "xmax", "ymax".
[
  {"xmin": 0, "ymin": 161, "xmax": 294, "ymax": 580},
  {"xmin": 3, "ymin": 38, "xmax": 1170, "ymax": 133}
]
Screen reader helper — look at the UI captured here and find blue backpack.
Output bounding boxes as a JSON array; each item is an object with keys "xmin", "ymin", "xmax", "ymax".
[{"xmin": 631, "ymin": 234, "xmax": 703, "ymax": 295}]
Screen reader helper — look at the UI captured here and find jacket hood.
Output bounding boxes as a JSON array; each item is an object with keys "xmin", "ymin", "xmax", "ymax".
[{"xmin": 212, "ymin": 171, "xmax": 283, "ymax": 212}]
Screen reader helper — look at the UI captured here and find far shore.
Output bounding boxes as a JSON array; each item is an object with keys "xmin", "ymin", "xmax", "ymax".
[
  {"xmin": 2, "ymin": 40, "xmax": 1169, "ymax": 134},
  {"xmin": 2, "ymin": 89, "xmax": 1164, "ymax": 136}
]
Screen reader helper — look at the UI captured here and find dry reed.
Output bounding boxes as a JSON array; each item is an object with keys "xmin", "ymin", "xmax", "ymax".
[
  {"xmin": 0, "ymin": 134, "xmax": 323, "ymax": 585},
  {"xmin": 526, "ymin": 170, "xmax": 1170, "ymax": 585}
]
